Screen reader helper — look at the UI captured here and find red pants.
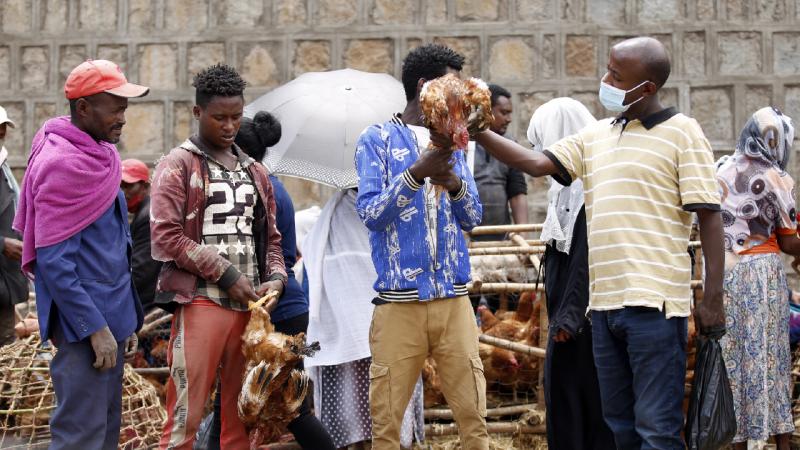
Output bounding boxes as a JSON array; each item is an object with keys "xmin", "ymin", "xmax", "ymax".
[{"xmin": 159, "ymin": 301, "xmax": 250, "ymax": 450}]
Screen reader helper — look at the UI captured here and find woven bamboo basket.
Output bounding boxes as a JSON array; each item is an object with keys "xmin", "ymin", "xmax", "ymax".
[{"xmin": 0, "ymin": 334, "xmax": 165, "ymax": 449}]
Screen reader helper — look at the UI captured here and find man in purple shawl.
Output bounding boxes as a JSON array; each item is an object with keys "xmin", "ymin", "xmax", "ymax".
[{"xmin": 13, "ymin": 60, "xmax": 148, "ymax": 450}]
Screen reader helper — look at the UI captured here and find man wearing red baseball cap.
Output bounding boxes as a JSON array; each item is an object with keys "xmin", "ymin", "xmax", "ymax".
[
  {"xmin": 13, "ymin": 59, "xmax": 148, "ymax": 450},
  {"xmin": 121, "ymin": 159, "xmax": 161, "ymax": 314}
]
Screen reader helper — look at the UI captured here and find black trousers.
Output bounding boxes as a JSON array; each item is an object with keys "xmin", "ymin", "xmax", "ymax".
[
  {"xmin": 542, "ymin": 207, "xmax": 615, "ymax": 450},
  {"xmin": 209, "ymin": 312, "xmax": 335, "ymax": 450},
  {"xmin": 544, "ymin": 326, "xmax": 615, "ymax": 449}
]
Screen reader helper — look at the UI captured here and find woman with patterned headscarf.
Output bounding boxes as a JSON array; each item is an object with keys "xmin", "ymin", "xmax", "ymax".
[{"xmin": 716, "ymin": 106, "xmax": 800, "ymax": 449}]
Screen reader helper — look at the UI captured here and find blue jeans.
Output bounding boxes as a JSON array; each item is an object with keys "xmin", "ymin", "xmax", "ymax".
[{"xmin": 591, "ymin": 307, "xmax": 688, "ymax": 450}]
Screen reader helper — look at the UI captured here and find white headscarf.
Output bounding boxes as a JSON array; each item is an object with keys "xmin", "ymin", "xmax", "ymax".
[{"xmin": 527, "ymin": 98, "xmax": 596, "ymax": 254}]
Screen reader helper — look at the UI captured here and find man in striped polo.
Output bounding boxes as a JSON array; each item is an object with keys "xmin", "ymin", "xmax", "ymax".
[{"xmin": 468, "ymin": 37, "xmax": 725, "ymax": 449}]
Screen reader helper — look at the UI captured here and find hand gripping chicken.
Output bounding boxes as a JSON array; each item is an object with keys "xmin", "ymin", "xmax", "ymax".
[
  {"xmin": 419, "ymin": 73, "xmax": 493, "ymax": 200},
  {"xmin": 238, "ymin": 292, "xmax": 321, "ymax": 449}
]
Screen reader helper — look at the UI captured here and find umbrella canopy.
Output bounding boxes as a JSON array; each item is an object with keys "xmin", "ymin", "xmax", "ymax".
[{"xmin": 245, "ymin": 69, "xmax": 406, "ymax": 189}]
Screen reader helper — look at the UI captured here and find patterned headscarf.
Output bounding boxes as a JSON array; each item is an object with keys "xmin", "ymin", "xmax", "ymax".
[
  {"xmin": 717, "ymin": 106, "xmax": 797, "ymax": 256},
  {"xmin": 734, "ymin": 106, "xmax": 794, "ymax": 171}
]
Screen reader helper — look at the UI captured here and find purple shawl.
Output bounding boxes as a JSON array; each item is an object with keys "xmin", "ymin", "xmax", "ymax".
[{"xmin": 13, "ymin": 116, "xmax": 122, "ymax": 274}]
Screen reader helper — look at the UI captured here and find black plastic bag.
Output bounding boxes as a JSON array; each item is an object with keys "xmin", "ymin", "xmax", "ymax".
[{"xmin": 685, "ymin": 329, "xmax": 736, "ymax": 450}]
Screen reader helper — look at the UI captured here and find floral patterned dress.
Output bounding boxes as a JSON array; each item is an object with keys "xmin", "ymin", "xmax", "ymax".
[{"xmin": 721, "ymin": 254, "xmax": 794, "ymax": 442}]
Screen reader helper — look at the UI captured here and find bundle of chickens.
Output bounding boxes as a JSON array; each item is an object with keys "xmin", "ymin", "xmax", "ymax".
[
  {"xmin": 238, "ymin": 293, "xmax": 321, "ymax": 449},
  {"xmin": 419, "ymin": 73, "xmax": 493, "ymax": 200},
  {"xmin": 422, "ymin": 292, "xmax": 543, "ymax": 408}
]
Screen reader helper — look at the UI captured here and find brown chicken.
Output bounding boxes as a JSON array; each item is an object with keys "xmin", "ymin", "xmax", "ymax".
[
  {"xmin": 478, "ymin": 305, "xmax": 527, "ymax": 341},
  {"xmin": 513, "ymin": 292, "xmax": 537, "ymax": 323},
  {"xmin": 515, "ymin": 296, "xmax": 543, "ymax": 392},
  {"xmin": 238, "ymin": 304, "xmax": 320, "ymax": 449},
  {"xmin": 479, "ymin": 343, "xmax": 520, "ymax": 386},
  {"xmin": 421, "ymin": 357, "xmax": 445, "ymax": 408},
  {"xmin": 420, "ymin": 74, "xmax": 493, "ymax": 151},
  {"xmin": 420, "ymin": 74, "xmax": 493, "ymax": 199}
]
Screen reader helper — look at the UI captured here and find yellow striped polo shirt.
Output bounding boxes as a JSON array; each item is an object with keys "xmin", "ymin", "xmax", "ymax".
[{"xmin": 544, "ymin": 108, "xmax": 720, "ymax": 318}]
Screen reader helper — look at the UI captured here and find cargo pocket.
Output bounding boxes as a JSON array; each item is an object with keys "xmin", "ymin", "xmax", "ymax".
[
  {"xmin": 470, "ymin": 356, "xmax": 487, "ymax": 417},
  {"xmin": 369, "ymin": 363, "xmax": 392, "ymax": 425}
]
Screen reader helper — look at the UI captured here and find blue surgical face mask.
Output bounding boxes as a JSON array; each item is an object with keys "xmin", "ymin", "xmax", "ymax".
[{"xmin": 598, "ymin": 80, "xmax": 649, "ymax": 113}]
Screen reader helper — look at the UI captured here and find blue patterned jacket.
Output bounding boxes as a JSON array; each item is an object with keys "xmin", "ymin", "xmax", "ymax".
[{"xmin": 355, "ymin": 116, "xmax": 482, "ymax": 301}]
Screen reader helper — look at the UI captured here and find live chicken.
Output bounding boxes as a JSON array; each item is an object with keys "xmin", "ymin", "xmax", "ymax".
[
  {"xmin": 238, "ymin": 300, "xmax": 320, "ymax": 448},
  {"xmin": 419, "ymin": 74, "xmax": 493, "ymax": 199}
]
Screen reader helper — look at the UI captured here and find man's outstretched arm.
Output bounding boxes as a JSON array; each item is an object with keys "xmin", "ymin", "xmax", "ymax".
[{"xmin": 473, "ymin": 130, "xmax": 559, "ymax": 178}]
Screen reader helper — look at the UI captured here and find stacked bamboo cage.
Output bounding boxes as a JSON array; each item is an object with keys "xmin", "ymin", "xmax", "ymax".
[
  {"xmin": 419, "ymin": 223, "xmax": 706, "ymax": 444},
  {"xmin": 0, "ymin": 335, "xmax": 165, "ymax": 449}
]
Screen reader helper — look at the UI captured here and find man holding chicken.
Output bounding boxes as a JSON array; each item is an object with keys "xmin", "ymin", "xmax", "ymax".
[
  {"xmin": 467, "ymin": 37, "xmax": 725, "ymax": 449},
  {"xmin": 355, "ymin": 44, "xmax": 489, "ymax": 450}
]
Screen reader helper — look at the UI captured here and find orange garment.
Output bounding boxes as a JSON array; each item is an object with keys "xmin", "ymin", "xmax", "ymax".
[
  {"xmin": 740, "ymin": 230, "xmax": 796, "ymax": 256},
  {"xmin": 159, "ymin": 300, "xmax": 250, "ymax": 450}
]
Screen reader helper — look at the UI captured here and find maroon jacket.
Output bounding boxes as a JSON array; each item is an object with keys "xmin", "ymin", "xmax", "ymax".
[{"xmin": 150, "ymin": 137, "xmax": 287, "ymax": 309}]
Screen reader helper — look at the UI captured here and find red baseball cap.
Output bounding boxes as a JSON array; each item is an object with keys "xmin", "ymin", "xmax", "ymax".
[
  {"xmin": 65, "ymin": 59, "xmax": 149, "ymax": 100},
  {"xmin": 121, "ymin": 159, "xmax": 150, "ymax": 184}
]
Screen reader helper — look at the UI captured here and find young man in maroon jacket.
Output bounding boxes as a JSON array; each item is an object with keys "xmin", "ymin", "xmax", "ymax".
[{"xmin": 151, "ymin": 64, "xmax": 286, "ymax": 450}]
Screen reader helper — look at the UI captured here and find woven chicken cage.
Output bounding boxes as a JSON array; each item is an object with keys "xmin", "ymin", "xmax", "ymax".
[
  {"xmin": 420, "ymin": 223, "xmax": 705, "ymax": 444},
  {"xmin": 0, "ymin": 334, "xmax": 166, "ymax": 449},
  {"xmin": 792, "ymin": 348, "xmax": 800, "ymax": 446},
  {"xmin": 129, "ymin": 308, "xmax": 175, "ymax": 406}
]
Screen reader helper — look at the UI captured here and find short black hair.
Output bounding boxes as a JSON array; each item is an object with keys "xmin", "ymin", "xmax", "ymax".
[
  {"xmin": 488, "ymin": 84, "xmax": 511, "ymax": 106},
  {"xmin": 645, "ymin": 54, "xmax": 671, "ymax": 89},
  {"xmin": 235, "ymin": 111, "xmax": 282, "ymax": 161},
  {"xmin": 401, "ymin": 44, "xmax": 465, "ymax": 101},
  {"xmin": 192, "ymin": 63, "xmax": 246, "ymax": 107},
  {"xmin": 68, "ymin": 95, "xmax": 101, "ymax": 117}
]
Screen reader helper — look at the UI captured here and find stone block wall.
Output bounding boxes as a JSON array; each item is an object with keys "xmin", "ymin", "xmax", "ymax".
[{"xmin": 1, "ymin": 0, "xmax": 799, "ymax": 220}]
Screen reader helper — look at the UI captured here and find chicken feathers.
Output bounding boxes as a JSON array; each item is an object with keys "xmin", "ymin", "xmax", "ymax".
[
  {"xmin": 238, "ymin": 303, "xmax": 320, "ymax": 448},
  {"xmin": 420, "ymin": 74, "xmax": 493, "ymax": 151},
  {"xmin": 419, "ymin": 74, "xmax": 493, "ymax": 201}
]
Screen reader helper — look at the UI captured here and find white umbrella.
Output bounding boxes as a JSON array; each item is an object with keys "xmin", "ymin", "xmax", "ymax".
[{"xmin": 245, "ymin": 69, "xmax": 406, "ymax": 189}]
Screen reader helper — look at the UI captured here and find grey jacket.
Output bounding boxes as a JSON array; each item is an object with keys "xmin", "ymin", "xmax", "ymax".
[{"xmin": 0, "ymin": 162, "xmax": 28, "ymax": 309}]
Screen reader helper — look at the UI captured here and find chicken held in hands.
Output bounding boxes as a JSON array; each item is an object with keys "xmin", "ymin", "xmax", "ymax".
[
  {"xmin": 419, "ymin": 74, "xmax": 493, "ymax": 200},
  {"xmin": 238, "ymin": 297, "xmax": 320, "ymax": 449},
  {"xmin": 420, "ymin": 74, "xmax": 493, "ymax": 152}
]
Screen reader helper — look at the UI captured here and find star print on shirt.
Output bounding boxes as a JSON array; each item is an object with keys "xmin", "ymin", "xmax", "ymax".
[
  {"xmin": 215, "ymin": 239, "xmax": 228, "ymax": 255},
  {"xmin": 233, "ymin": 240, "xmax": 246, "ymax": 255},
  {"xmin": 210, "ymin": 167, "xmax": 223, "ymax": 179}
]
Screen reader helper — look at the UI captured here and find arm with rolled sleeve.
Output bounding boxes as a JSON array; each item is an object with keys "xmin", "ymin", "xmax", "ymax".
[
  {"xmin": 448, "ymin": 150, "xmax": 483, "ymax": 231},
  {"xmin": 355, "ymin": 126, "xmax": 422, "ymax": 231},
  {"xmin": 36, "ymin": 231, "xmax": 107, "ymax": 342}
]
